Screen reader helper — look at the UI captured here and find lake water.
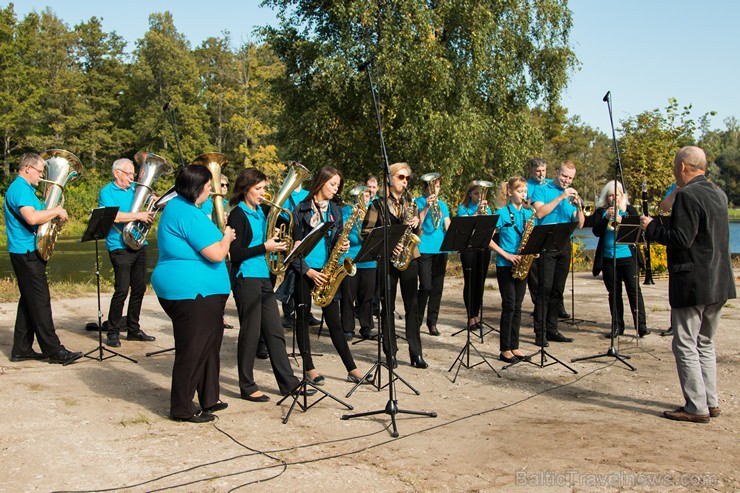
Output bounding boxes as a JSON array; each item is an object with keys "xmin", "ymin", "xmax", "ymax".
[{"xmin": 2, "ymin": 222, "xmax": 740, "ymax": 283}]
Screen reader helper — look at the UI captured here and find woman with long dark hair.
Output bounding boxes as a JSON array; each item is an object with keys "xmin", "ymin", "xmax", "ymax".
[
  {"xmin": 227, "ymin": 168, "xmax": 305, "ymax": 403},
  {"xmin": 151, "ymin": 165, "xmax": 236, "ymax": 423},
  {"xmin": 292, "ymin": 166, "xmax": 371, "ymax": 385}
]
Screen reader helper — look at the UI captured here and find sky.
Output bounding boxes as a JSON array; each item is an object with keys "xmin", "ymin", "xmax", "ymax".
[{"xmin": 7, "ymin": 0, "xmax": 740, "ymax": 134}]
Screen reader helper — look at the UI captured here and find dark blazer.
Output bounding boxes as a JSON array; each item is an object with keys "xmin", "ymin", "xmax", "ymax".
[
  {"xmin": 226, "ymin": 205, "xmax": 267, "ymax": 279},
  {"xmin": 291, "ymin": 198, "xmax": 344, "ymax": 276},
  {"xmin": 592, "ymin": 204, "xmax": 644, "ymax": 276},
  {"xmin": 646, "ymin": 175, "xmax": 736, "ymax": 308}
]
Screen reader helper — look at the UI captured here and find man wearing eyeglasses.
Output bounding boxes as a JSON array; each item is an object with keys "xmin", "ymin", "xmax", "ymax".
[
  {"xmin": 98, "ymin": 158, "xmax": 157, "ymax": 348},
  {"xmin": 4, "ymin": 153, "xmax": 81, "ymax": 364}
]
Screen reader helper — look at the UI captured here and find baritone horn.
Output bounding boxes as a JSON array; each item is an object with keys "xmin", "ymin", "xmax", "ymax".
[
  {"xmin": 37, "ymin": 149, "xmax": 83, "ymax": 261},
  {"xmin": 472, "ymin": 179, "xmax": 494, "ymax": 214},
  {"xmin": 192, "ymin": 153, "xmax": 229, "ymax": 232},
  {"xmin": 122, "ymin": 151, "xmax": 173, "ymax": 250},
  {"xmin": 262, "ymin": 161, "xmax": 312, "ymax": 275},
  {"xmin": 420, "ymin": 172, "xmax": 441, "ymax": 228}
]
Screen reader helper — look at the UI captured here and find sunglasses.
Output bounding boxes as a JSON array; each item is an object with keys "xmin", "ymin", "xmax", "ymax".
[
  {"xmin": 221, "ymin": 183, "xmax": 229, "ymax": 188},
  {"xmin": 395, "ymin": 174, "xmax": 410, "ymax": 182}
]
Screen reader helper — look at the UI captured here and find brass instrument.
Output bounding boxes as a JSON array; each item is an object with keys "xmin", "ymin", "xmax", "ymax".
[
  {"xmin": 512, "ymin": 212, "xmax": 538, "ymax": 280},
  {"xmin": 473, "ymin": 179, "xmax": 494, "ymax": 214},
  {"xmin": 420, "ymin": 172, "xmax": 442, "ymax": 228},
  {"xmin": 391, "ymin": 192, "xmax": 421, "ymax": 271},
  {"xmin": 122, "ymin": 151, "xmax": 173, "ymax": 250},
  {"xmin": 311, "ymin": 202, "xmax": 362, "ymax": 307},
  {"xmin": 348, "ymin": 185, "xmax": 368, "ymax": 225},
  {"xmin": 262, "ymin": 161, "xmax": 312, "ymax": 275},
  {"xmin": 37, "ymin": 149, "xmax": 83, "ymax": 261},
  {"xmin": 571, "ymin": 192, "xmax": 593, "ymax": 217},
  {"xmin": 192, "ymin": 153, "xmax": 229, "ymax": 232}
]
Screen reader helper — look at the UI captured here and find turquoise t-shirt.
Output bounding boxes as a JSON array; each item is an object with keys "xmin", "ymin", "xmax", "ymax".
[
  {"xmin": 494, "ymin": 204, "xmax": 534, "ymax": 267},
  {"xmin": 415, "ymin": 196, "xmax": 450, "ymax": 254},
  {"xmin": 303, "ymin": 205, "xmax": 331, "ymax": 270},
  {"xmin": 457, "ymin": 202, "xmax": 492, "ymax": 217},
  {"xmin": 98, "ymin": 181, "xmax": 139, "ymax": 251},
  {"xmin": 531, "ymin": 182, "xmax": 578, "ymax": 225},
  {"xmin": 341, "ymin": 204, "xmax": 376, "ymax": 269},
  {"xmin": 235, "ymin": 202, "xmax": 270, "ymax": 279},
  {"xmin": 602, "ymin": 210, "xmax": 631, "ymax": 259},
  {"xmin": 526, "ymin": 177, "xmax": 551, "ymax": 201},
  {"xmin": 4, "ymin": 176, "xmax": 40, "ymax": 254},
  {"xmin": 151, "ymin": 195, "xmax": 230, "ymax": 300}
]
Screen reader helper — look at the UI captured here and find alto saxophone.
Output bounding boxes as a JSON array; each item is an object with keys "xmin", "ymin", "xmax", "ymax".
[
  {"xmin": 391, "ymin": 194, "xmax": 421, "ymax": 271},
  {"xmin": 311, "ymin": 203, "xmax": 360, "ymax": 307},
  {"xmin": 511, "ymin": 213, "xmax": 538, "ymax": 280}
]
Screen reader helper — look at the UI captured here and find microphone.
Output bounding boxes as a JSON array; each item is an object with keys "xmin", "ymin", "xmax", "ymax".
[
  {"xmin": 162, "ymin": 100, "xmax": 170, "ymax": 111},
  {"xmin": 602, "ymin": 91, "xmax": 610, "ymax": 103}
]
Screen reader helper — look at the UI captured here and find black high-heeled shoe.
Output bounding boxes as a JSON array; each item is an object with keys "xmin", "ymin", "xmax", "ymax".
[{"xmin": 410, "ymin": 354, "xmax": 428, "ymax": 369}]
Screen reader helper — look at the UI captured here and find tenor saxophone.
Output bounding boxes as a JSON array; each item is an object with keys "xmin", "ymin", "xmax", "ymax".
[
  {"xmin": 311, "ymin": 203, "xmax": 360, "ymax": 307},
  {"xmin": 391, "ymin": 194, "xmax": 421, "ymax": 271},
  {"xmin": 511, "ymin": 213, "xmax": 538, "ymax": 280}
]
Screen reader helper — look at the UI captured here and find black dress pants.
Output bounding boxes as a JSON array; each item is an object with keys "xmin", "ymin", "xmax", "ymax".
[
  {"xmin": 295, "ymin": 273, "xmax": 357, "ymax": 373},
  {"xmin": 417, "ymin": 253, "xmax": 448, "ymax": 328},
  {"xmin": 496, "ymin": 266, "xmax": 527, "ymax": 351},
  {"xmin": 601, "ymin": 256, "xmax": 647, "ymax": 332},
  {"xmin": 107, "ymin": 247, "xmax": 147, "ymax": 334},
  {"xmin": 378, "ymin": 259, "xmax": 422, "ymax": 357},
  {"xmin": 340, "ymin": 267, "xmax": 376, "ymax": 335},
  {"xmin": 159, "ymin": 294, "xmax": 227, "ymax": 420},
  {"xmin": 534, "ymin": 241, "xmax": 571, "ymax": 337},
  {"xmin": 461, "ymin": 249, "xmax": 491, "ymax": 320},
  {"xmin": 10, "ymin": 251, "xmax": 63, "ymax": 357},
  {"xmin": 233, "ymin": 277, "xmax": 300, "ymax": 396}
]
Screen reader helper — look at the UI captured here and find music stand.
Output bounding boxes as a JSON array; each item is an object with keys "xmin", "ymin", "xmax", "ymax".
[
  {"xmin": 506, "ymin": 222, "xmax": 578, "ymax": 373},
  {"xmin": 78, "ymin": 207, "xmax": 138, "ymax": 365},
  {"xmin": 276, "ymin": 222, "xmax": 353, "ymax": 424},
  {"xmin": 346, "ymin": 225, "xmax": 419, "ymax": 397},
  {"xmin": 563, "ymin": 218, "xmax": 597, "ymax": 329},
  {"xmin": 442, "ymin": 215, "xmax": 501, "ymax": 382}
]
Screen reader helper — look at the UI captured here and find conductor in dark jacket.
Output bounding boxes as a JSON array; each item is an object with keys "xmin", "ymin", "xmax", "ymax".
[{"xmin": 641, "ymin": 146, "xmax": 736, "ymax": 423}]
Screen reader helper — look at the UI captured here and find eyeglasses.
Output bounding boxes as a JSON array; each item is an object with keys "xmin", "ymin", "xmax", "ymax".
[
  {"xmin": 29, "ymin": 166, "xmax": 45, "ymax": 174},
  {"xmin": 395, "ymin": 174, "xmax": 410, "ymax": 182},
  {"xmin": 117, "ymin": 169, "xmax": 135, "ymax": 178},
  {"xmin": 221, "ymin": 183, "xmax": 229, "ymax": 188}
]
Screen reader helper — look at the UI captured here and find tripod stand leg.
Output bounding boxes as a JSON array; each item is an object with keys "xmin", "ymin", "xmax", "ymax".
[{"xmin": 146, "ymin": 347, "xmax": 175, "ymax": 357}]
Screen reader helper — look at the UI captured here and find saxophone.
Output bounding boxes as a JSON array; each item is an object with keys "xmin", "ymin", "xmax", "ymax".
[
  {"xmin": 391, "ymin": 193, "xmax": 421, "ymax": 271},
  {"xmin": 511, "ymin": 213, "xmax": 538, "ymax": 280},
  {"xmin": 311, "ymin": 203, "xmax": 360, "ymax": 307}
]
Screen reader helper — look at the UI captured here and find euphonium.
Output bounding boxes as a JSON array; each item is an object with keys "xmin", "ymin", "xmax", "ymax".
[
  {"xmin": 311, "ymin": 202, "xmax": 362, "ymax": 307},
  {"xmin": 192, "ymin": 153, "xmax": 229, "ymax": 232},
  {"xmin": 512, "ymin": 212, "xmax": 539, "ymax": 280},
  {"xmin": 473, "ymin": 179, "xmax": 494, "ymax": 214},
  {"xmin": 37, "ymin": 149, "xmax": 83, "ymax": 261},
  {"xmin": 263, "ymin": 161, "xmax": 312, "ymax": 275},
  {"xmin": 391, "ymin": 192, "xmax": 421, "ymax": 271},
  {"xmin": 420, "ymin": 172, "xmax": 441, "ymax": 228},
  {"xmin": 122, "ymin": 151, "xmax": 173, "ymax": 250}
]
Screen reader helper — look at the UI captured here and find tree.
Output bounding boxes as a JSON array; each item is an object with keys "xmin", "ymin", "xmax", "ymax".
[{"xmin": 709, "ymin": 117, "xmax": 740, "ymax": 205}]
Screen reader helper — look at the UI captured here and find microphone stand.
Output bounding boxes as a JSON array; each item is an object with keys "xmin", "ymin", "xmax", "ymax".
[
  {"xmin": 342, "ymin": 60, "xmax": 436, "ymax": 437},
  {"xmin": 572, "ymin": 91, "xmax": 635, "ymax": 371}
]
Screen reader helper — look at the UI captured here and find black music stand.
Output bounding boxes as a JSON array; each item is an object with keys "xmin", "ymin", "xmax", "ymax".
[
  {"xmin": 78, "ymin": 207, "xmax": 138, "ymax": 365},
  {"xmin": 506, "ymin": 222, "xmax": 578, "ymax": 373},
  {"xmin": 276, "ymin": 222, "xmax": 353, "ymax": 424},
  {"xmin": 345, "ymin": 225, "xmax": 418, "ymax": 397},
  {"xmin": 563, "ymin": 216, "xmax": 597, "ymax": 329},
  {"xmin": 443, "ymin": 215, "xmax": 501, "ymax": 382}
]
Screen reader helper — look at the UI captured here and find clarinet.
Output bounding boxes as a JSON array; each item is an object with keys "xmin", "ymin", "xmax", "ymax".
[{"xmin": 642, "ymin": 180, "xmax": 655, "ymax": 285}]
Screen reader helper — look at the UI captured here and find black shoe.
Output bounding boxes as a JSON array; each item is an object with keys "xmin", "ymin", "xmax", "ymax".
[
  {"xmin": 127, "ymin": 330, "xmax": 155, "ymax": 342},
  {"xmin": 347, "ymin": 373, "xmax": 373, "ymax": 384},
  {"xmin": 172, "ymin": 411, "xmax": 215, "ymax": 423},
  {"xmin": 534, "ymin": 337, "xmax": 549, "ymax": 347},
  {"xmin": 242, "ymin": 393, "xmax": 270, "ymax": 403},
  {"xmin": 359, "ymin": 329, "xmax": 378, "ymax": 340},
  {"xmin": 604, "ymin": 330, "xmax": 625, "ymax": 339},
  {"xmin": 639, "ymin": 328, "xmax": 651, "ymax": 338},
  {"xmin": 558, "ymin": 309, "xmax": 570, "ymax": 319},
  {"xmin": 410, "ymin": 354, "xmax": 428, "ymax": 369},
  {"xmin": 344, "ymin": 332, "xmax": 355, "ymax": 341},
  {"xmin": 308, "ymin": 315, "xmax": 321, "ymax": 327},
  {"xmin": 390, "ymin": 355, "xmax": 398, "ymax": 369},
  {"xmin": 283, "ymin": 387, "xmax": 318, "ymax": 397},
  {"xmin": 307, "ymin": 375, "xmax": 325, "ymax": 386},
  {"xmin": 203, "ymin": 401, "xmax": 228, "ymax": 413},
  {"xmin": 256, "ymin": 351, "xmax": 269, "ymax": 360},
  {"xmin": 223, "ymin": 322, "xmax": 234, "ymax": 329},
  {"xmin": 427, "ymin": 325, "xmax": 440, "ymax": 336},
  {"xmin": 10, "ymin": 350, "xmax": 47, "ymax": 362},
  {"xmin": 660, "ymin": 327, "xmax": 673, "ymax": 337},
  {"xmin": 85, "ymin": 322, "xmax": 99, "ymax": 332},
  {"xmin": 547, "ymin": 332, "xmax": 573, "ymax": 343},
  {"xmin": 48, "ymin": 348, "xmax": 82, "ymax": 364},
  {"xmin": 282, "ymin": 317, "xmax": 294, "ymax": 329},
  {"xmin": 106, "ymin": 332, "xmax": 121, "ymax": 347},
  {"xmin": 499, "ymin": 353, "xmax": 519, "ymax": 364}
]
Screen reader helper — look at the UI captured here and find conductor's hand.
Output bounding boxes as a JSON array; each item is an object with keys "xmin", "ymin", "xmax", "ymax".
[
  {"xmin": 307, "ymin": 268, "xmax": 328, "ymax": 286},
  {"xmin": 265, "ymin": 234, "xmax": 287, "ymax": 252}
]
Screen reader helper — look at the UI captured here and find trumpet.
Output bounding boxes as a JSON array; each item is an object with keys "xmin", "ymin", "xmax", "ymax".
[
  {"xmin": 420, "ymin": 172, "xmax": 442, "ymax": 228},
  {"xmin": 571, "ymin": 192, "xmax": 594, "ymax": 216},
  {"xmin": 473, "ymin": 179, "xmax": 494, "ymax": 214}
]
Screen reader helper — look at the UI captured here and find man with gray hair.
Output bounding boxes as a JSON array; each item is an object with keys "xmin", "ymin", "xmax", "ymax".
[
  {"xmin": 641, "ymin": 146, "xmax": 736, "ymax": 423},
  {"xmin": 98, "ymin": 158, "xmax": 157, "ymax": 347}
]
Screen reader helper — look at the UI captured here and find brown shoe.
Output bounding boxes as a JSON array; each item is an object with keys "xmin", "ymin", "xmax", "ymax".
[
  {"xmin": 663, "ymin": 407, "xmax": 710, "ymax": 424},
  {"xmin": 709, "ymin": 407, "xmax": 721, "ymax": 418}
]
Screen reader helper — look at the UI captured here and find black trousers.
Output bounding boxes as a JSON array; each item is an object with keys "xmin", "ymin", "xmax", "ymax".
[
  {"xmin": 601, "ymin": 256, "xmax": 647, "ymax": 332},
  {"xmin": 496, "ymin": 266, "xmax": 527, "ymax": 351},
  {"xmin": 378, "ymin": 259, "xmax": 422, "ymax": 357},
  {"xmin": 534, "ymin": 241, "xmax": 571, "ymax": 337},
  {"xmin": 460, "ymin": 249, "xmax": 491, "ymax": 320},
  {"xmin": 340, "ymin": 267, "xmax": 376, "ymax": 335},
  {"xmin": 159, "ymin": 294, "xmax": 227, "ymax": 420},
  {"xmin": 10, "ymin": 251, "xmax": 63, "ymax": 357},
  {"xmin": 417, "ymin": 253, "xmax": 448, "ymax": 328},
  {"xmin": 233, "ymin": 277, "xmax": 300, "ymax": 396},
  {"xmin": 107, "ymin": 247, "xmax": 147, "ymax": 334},
  {"xmin": 295, "ymin": 273, "xmax": 357, "ymax": 373}
]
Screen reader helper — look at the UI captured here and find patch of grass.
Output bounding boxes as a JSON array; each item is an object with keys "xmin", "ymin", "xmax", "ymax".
[{"xmin": 119, "ymin": 413, "xmax": 153, "ymax": 427}]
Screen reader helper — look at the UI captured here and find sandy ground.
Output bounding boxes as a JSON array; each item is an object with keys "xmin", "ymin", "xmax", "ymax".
[{"xmin": 0, "ymin": 271, "xmax": 739, "ymax": 493}]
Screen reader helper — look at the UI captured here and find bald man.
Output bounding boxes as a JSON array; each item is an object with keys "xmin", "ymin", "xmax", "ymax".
[{"xmin": 641, "ymin": 146, "xmax": 736, "ymax": 423}]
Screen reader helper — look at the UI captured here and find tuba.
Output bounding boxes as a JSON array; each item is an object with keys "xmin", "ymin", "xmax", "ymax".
[
  {"xmin": 37, "ymin": 149, "xmax": 83, "ymax": 261},
  {"xmin": 122, "ymin": 152, "xmax": 173, "ymax": 250},
  {"xmin": 420, "ymin": 172, "xmax": 442, "ymax": 229},
  {"xmin": 473, "ymin": 179, "xmax": 494, "ymax": 214},
  {"xmin": 263, "ymin": 161, "xmax": 312, "ymax": 275},
  {"xmin": 192, "ymin": 153, "xmax": 229, "ymax": 232}
]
